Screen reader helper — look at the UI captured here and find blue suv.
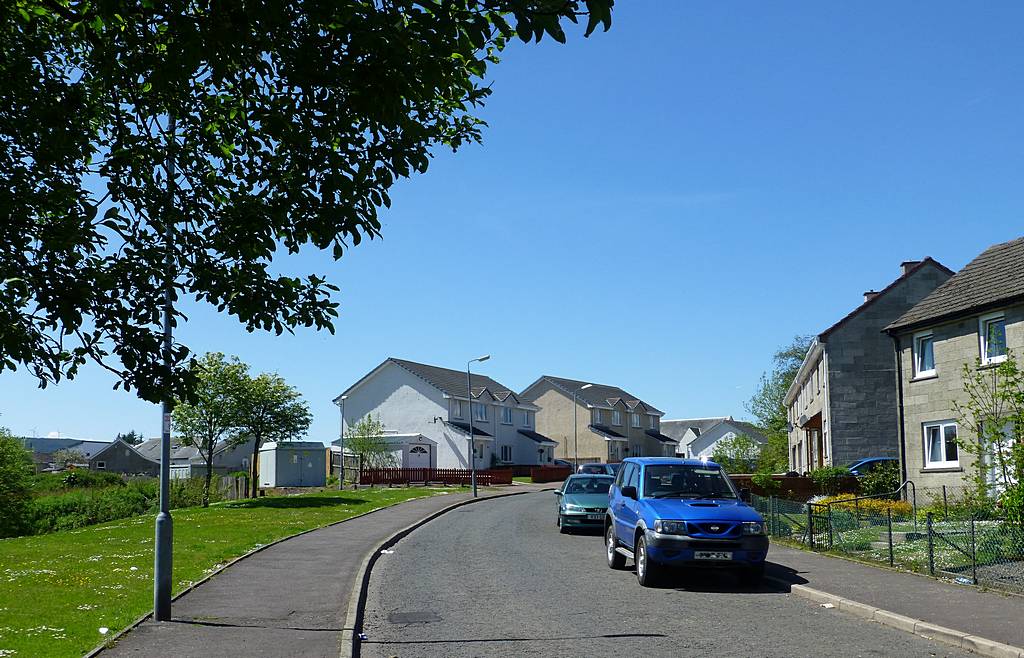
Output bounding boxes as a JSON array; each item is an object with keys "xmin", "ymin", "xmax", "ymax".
[{"xmin": 605, "ymin": 457, "xmax": 769, "ymax": 587}]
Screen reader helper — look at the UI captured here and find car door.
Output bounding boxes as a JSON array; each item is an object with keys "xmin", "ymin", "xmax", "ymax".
[
  {"xmin": 610, "ymin": 462, "xmax": 632, "ymax": 539},
  {"xmin": 618, "ymin": 463, "xmax": 642, "ymax": 543}
]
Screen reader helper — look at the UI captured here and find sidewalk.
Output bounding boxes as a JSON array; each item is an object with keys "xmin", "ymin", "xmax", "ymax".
[
  {"xmin": 768, "ymin": 543, "xmax": 1024, "ymax": 649},
  {"xmin": 99, "ymin": 484, "xmax": 549, "ymax": 658}
]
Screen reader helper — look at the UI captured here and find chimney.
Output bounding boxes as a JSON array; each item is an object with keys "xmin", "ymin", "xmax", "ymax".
[
  {"xmin": 863, "ymin": 291, "xmax": 879, "ymax": 302},
  {"xmin": 900, "ymin": 260, "xmax": 921, "ymax": 275}
]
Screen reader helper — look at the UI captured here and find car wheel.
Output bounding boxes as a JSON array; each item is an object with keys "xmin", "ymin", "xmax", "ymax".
[
  {"xmin": 635, "ymin": 536, "xmax": 661, "ymax": 587},
  {"xmin": 606, "ymin": 525, "xmax": 626, "ymax": 569},
  {"xmin": 558, "ymin": 515, "xmax": 569, "ymax": 534},
  {"xmin": 738, "ymin": 563, "xmax": 765, "ymax": 587}
]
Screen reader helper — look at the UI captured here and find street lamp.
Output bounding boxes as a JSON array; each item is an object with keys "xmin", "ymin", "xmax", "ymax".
[
  {"xmin": 337, "ymin": 395, "xmax": 347, "ymax": 488},
  {"xmin": 466, "ymin": 354, "xmax": 490, "ymax": 498},
  {"xmin": 572, "ymin": 383, "xmax": 593, "ymax": 471}
]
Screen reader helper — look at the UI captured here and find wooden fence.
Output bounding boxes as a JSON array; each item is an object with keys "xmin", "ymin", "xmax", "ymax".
[
  {"xmin": 728, "ymin": 474, "xmax": 860, "ymax": 501},
  {"xmin": 359, "ymin": 467, "xmax": 513, "ymax": 486},
  {"xmin": 529, "ymin": 466, "xmax": 572, "ymax": 483}
]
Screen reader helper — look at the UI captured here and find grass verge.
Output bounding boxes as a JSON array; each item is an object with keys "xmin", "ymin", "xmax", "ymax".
[{"xmin": 0, "ymin": 487, "xmax": 440, "ymax": 657}]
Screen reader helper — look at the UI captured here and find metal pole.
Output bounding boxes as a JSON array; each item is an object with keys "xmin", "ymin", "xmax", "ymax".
[
  {"xmin": 572, "ymin": 390, "xmax": 578, "ymax": 471},
  {"xmin": 338, "ymin": 396, "xmax": 346, "ymax": 488},
  {"xmin": 153, "ymin": 114, "xmax": 176, "ymax": 622},
  {"xmin": 887, "ymin": 508, "xmax": 894, "ymax": 567},
  {"xmin": 807, "ymin": 505, "xmax": 814, "ymax": 549},
  {"xmin": 942, "ymin": 485, "xmax": 948, "ymax": 521},
  {"xmin": 971, "ymin": 515, "xmax": 978, "ymax": 585},
  {"xmin": 926, "ymin": 512, "xmax": 935, "ymax": 576},
  {"xmin": 466, "ymin": 363, "xmax": 477, "ymax": 498}
]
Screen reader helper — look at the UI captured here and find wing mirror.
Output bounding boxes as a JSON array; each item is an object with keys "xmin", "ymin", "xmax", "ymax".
[
  {"xmin": 553, "ymin": 490, "xmax": 563, "ymax": 496},
  {"xmin": 621, "ymin": 485, "xmax": 638, "ymax": 500},
  {"xmin": 739, "ymin": 487, "xmax": 751, "ymax": 502}
]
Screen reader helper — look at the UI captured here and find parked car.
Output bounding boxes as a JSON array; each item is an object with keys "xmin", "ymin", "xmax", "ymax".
[
  {"xmin": 604, "ymin": 457, "xmax": 769, "ymax": 587},
  {"xmin": 577, "ymin": 462, "xmax": 621, "ymax": 476},
  {"xmin": 555, "ymin": 474, "xmax": 614, "ymax": 533},
  {"xmin": 844, "ymin": 457, "xmax": 897, "ymax": 477},
  {"xmin": 553, "ymin": 459, "xmax": 573, "ymax": 469}
]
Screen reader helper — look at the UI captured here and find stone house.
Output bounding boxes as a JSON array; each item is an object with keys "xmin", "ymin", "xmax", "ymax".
[
  {"xmin": 785, "ymin": 258, "xmax": 954, "ymax": 473},
  {"xmin": 519, "ymin": 376, "xmax": 676, "ymax": 463},
  {"xmin": 335, "ymin": 358, "xmax": 556, "ymax": 469},
  {"xmin": 661, "ymin": 416, "xmax": 768, "ymax": 462},
  {"xmin": 88, "ymin": 438, "xmax": 160, "ymax": 476},
  {"xmin": 886, "ymin": 237, "xmax": 1024, "ymax": 495}
]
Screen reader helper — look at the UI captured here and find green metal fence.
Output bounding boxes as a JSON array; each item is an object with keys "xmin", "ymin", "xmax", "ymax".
[{"xmin": 751, "ymin": 490, "xmax": 1024, "ymax": 594}]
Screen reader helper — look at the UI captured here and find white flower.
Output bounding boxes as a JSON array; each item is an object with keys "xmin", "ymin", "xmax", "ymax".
[{"xmin": 99, "ymin": 627, "xmax": 109, "ymax": 635}]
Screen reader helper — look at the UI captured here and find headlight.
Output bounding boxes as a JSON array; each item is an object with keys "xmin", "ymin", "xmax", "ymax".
[
  {"xmin": 564, "ymin": 503, "xmax": 583, "ymax": 512},
  {"xmin": 742, "ymin": 522, "xmax": 766, "ymax": 536},
  {"xmin": 654, "ymin": 520, "xmax": 688, "ymax": 535}
]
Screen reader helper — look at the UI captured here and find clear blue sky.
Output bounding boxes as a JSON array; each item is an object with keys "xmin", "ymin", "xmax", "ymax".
[{"xmin": 2, "ymin": 1, "xmax": 1023, "ymax": 443}]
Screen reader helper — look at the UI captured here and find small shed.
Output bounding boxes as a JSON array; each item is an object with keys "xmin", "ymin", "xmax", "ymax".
[{"xmin": 258, "ymin": 441, "xmax": 327, "ymax": 488}]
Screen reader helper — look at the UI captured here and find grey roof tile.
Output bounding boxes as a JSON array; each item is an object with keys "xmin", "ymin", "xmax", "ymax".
[
  {"xmin": 388, "ymin": 358, "xmax": 516, "ymax": 400},
  {"xmin": 534, "ymin": 375, "xmax": 663, "ymax": 415}
]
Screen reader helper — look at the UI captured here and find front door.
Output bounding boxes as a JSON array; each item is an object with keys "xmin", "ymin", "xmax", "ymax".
[{"xmin": 407, "ymin": 445, "xmax": 430, "ymax": 469}]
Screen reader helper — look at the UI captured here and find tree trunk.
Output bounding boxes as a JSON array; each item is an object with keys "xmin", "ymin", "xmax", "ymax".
[
  {"xmin": 250, "ymin": 439, "xmax": 261, "ymax": 498},
  {"xmin": 203, "ymin": 446, "xmax": 214, "ymax": 507}
]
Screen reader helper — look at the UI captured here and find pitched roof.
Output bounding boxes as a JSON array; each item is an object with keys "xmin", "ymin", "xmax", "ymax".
[
  {"xmin": 518, "ymin": 429, "xmax": 558, "ymax": 446},
  {"xmin": 525, "ymin": 375, "xmax": 663, "ymax": 415},
  {"xmin": 445, "ymin": 421, "xmax": 493, "ymax": 437},
  {"xmin": 589, "ymin": 424, "xmax": 626, "ymax": 439},
  {"xmin": 338, "ymin": 357, "xmax": 519, "ymax": 402},
  {"xmin": 887, "ymin": 237, "xmax": 1024, "ymax": 333},
  {"xmin": 17, "ymin": 437, "xmax": 109, "ymax": 455},
  {"xmin": 645, "ymin": 429, "xmax": 679, "ymax": 445},
  {"xmin": 819, "ymin": 257, "xmax": 954, "ymax": 339},
  {"xmin": 727, "ymin": 420, "xmax": 769, "ymax": 444},
  {"xmin": 659, "ymin": 417, "xmax": 731, "ymax": 442}
]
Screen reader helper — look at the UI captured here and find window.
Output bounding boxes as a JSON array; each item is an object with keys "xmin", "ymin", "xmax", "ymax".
[
  {"xmin": 980, "ymin": 313, "xmax": 1007, "ymax": 365},
  {"xmin": 631, "ymin": 413, "xmax": 641, "ymax": 428},
  {"xmin": 648, "ymin": 415, "xmax": 656, "ymax": 429},
  {"xmin": 500, "ymin": 445, "xmax": 513, "ymax": 462},
  {"xmin": 522, "ymin": 412, "xmax": 532, "ymax": 428},
  {"xmin": 453, "ymin": 400, "xmax": 464, "ymax": 418},
  {"xmin": 472, "ymin": 402, "xmax": 487, "ymax": 421},
  {"xmin": 612, "ymin": 410, "xmax": 622, "ymax": 426},
  {"xmin": 914, "ymin": 332, "xmax": 935, "ymax": 377},
  {"xmin": 96, "ymin": 461, "xmax": 106, "ymax": 470},
  {"xmin": 501, "ymin": 407, "xmax": 513, "ymax": 425},
  {"xmin": 592, "ymin": 409, "xmax": 602, "ymax": 425},
  {"xmin": 924, "ymin": 421, "xmax": 959, "ymax": 468}
]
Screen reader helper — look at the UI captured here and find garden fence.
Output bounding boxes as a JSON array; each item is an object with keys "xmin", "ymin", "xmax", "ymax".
[{"xmin": 752, "ymin": 487, "xmax": 1024, "ymax": 594}]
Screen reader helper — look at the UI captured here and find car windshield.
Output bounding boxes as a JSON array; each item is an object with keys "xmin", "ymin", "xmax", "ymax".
[
  {"xmin": 607, "ymin": 463, "xmax": 621, "ymax": 474},
  {"xmin": 642, "ymin": 464, "xmax": 737, "ymax": 499},
  {"xmin": 565, "ymin": 477, "xmax": 612, "ymax": 495},
  {"xmin": 579, "ymin": 464, "xmax": 605, "ymax": 474},
  {"xmin": 845, "ymin": 461, "xmax": 864, "ymax": 470}
]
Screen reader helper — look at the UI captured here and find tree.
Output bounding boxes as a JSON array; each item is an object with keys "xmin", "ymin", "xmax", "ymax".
[
  {"xmin": 115, "ymin": 430, "xmax": 144, "ymax": 445},
  {"xmin": 710, "ymin": 434, "xmax": 762, "ymax": 474},
  {"xmin": 171, "ymin": 352, "xmax": 247, "ymax": 506},
  {"xmin": 0, "ymin": 427, "xmax": 34, "ymax": 538},
  {"xmin": 745, "ymin": 335, "xmax": 814, "ymax": 472},
  {"xmin": 953, "ymin": 351, "xmax": 1024, "ymax": 523},
  {"xmin": 0, "ymin": 1, "xmax": 613, "ymax": 406},
  {"xmin": 347, "ymin": 415, "xmax": 398, "ymax": 470},
  {"xmin": 233, "ymin": 372, "xmax": 312, "ymax": 497},
  {"xmin": 51, "ymin": 448, "xmax": 87, "ymax": 469}
]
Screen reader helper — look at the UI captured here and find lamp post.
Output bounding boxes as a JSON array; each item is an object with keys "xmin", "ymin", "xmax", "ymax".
[
  {"xmin": 337, "ymin": 395, "xmax": 347, "ymax": 488},
  {"xmin": 466, "ymin": 354, "xmax": 490, "ymax": 498},
  {"xmin": 572, "ymin": 383, "xmax": 593, "ymax": 471}
]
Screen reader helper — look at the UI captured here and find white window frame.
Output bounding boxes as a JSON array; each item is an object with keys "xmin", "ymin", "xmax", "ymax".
[
  {"xmin": 522, "ymin": 411, "xmax": 532, "ymax": 428},
  {"xmin": 472, "ymin": 402, "xmax": 487, "ymax": 422},
  {"xmin": 453, "ymin": 400, "xmax": 464, "ymax": 418},
  {"xmin": 612, "ymin": 410, "xmax": 622, "ymax": 426},
  {"xmin": 501, "ymin": 406, "xmax": 513, "ymax": 425},
  {"xmin": 648, "ymin": 415, "xmax": 656, "ymax": 429},
  {"xmin": 913, "ymin": 331, "xmax": 936, "ymax": 378},
  {"xmin": 500, "ymin": 445, "xmax": 513, "ymax": 462},
  {"xmin": 592, "ymin": 409, "xmax": 601, "ymax": 425},
  {"xmin": 96, "ymin": 461, "xmax": 106, "ymax": 470},
  {"xmin": 631, "ymin": 413, "xmax": 641, "ymax": 428},
  {"xmin": 979, "ymin": 312, "xmax": 1008, "ymax": 366},
  {"xmin": 923, "ymin": 421, "xmax": 959, "ymax": 469}
]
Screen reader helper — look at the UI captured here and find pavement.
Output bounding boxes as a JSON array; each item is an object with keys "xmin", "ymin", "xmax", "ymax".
[
  {"xmin": 98, "ymin": 483, "xmax": 550, "ymax": 658},
  {"xmin": 359, "ymin": 491, "xmax": 980, "ymax": 657},
  {"xmin": 767, "ymin": 543, "xmax": 1024, "ymax": 650}
]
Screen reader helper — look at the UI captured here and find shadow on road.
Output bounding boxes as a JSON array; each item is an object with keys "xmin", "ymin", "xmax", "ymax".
[
  {"xmin": 637, "ymin": 561, "xmax": 809, "ymax": 594},
  {"xmin": 225, "ymin": 496, "xmax": 369, "ymax": 509},
  {"xmin": 362, "ymin": 632, "xmax": 667, "ymax": 646}
]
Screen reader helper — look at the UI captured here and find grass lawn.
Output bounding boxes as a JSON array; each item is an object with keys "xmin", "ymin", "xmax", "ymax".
[
  {"xmin": 512, "ymin": 476, "xmax": 533, "ymax": 483},
  {"xmin": 0, "ymin": 486, "xmax": 441, "ymax": 658}
]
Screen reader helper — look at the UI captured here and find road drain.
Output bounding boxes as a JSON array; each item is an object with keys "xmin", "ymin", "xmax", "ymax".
[{"xmin": 387, "ymin": 611, "xmax": 442, "ymax": 624}]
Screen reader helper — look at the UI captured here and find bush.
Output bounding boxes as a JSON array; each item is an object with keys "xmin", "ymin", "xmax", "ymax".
[
  {"xmin": 751, "ymin": 470, "xmax": 780, "ymax": 495},
  {"xmin": 62, "ymin": 469, "xmax": 125, "ymax": 489},
  {"xmin": 820, "ymin": 494, "xmax": 913, "ymax": 518},
  {"xmin": 0, "ymin": 431, "xmax": 35, "ymax": 538},
  {"xmin": 810, "ymin": 466, "xmax": 851, "ymax": 496},
  {"xmin": 1000, "ymin": 484, "xmax": 1024, "ymax": 526},
  {"xmin": 830, "ymin": 509, "xmax": 858, "ymax": 532},
  {"xmin": 860, "ymin": 462, "xmax": 900, "ymax": 498}
]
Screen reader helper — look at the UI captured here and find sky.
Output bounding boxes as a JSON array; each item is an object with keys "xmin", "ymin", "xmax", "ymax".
[{"xmin": 2, "ymin": 1, "xmax": 1024, "ymax": 444}]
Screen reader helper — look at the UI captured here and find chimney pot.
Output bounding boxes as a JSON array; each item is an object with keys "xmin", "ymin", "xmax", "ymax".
[
  {"xmin": 864, "ymin": 291, "xmax": 879, "ymax": 302},
  {"xmin": 900, "ymin": 260, "xmax": 922, "ymax": 275}
]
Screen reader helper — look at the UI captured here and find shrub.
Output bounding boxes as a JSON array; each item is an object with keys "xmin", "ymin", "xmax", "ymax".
[
  {"xmin": 62, "ymin": 469, "xmax": 125, "ymax": 489},
  {"xmin": 1001, "ymin": 484, "xmax": 1024, "ymax": 526},
  {"xmin": 810, "ymin": 466, "xmax": 851, "ymax": 496},
  {"xmin": 0, "ymin": 430, "xmax": 35, "ymax": 538},
  {"xmin": 820, "ymin": 493, "xmax": 913, "ymax": 519},
  {"xmin": 860, "ymin": 462, "xmax": 900, "ymax": 498},
  {"xmin": 751, "ymin": 470, "xmax": 780, "ymax": 495},
  {"xmin": 830, "ymin": 509, "xmax": 858, "ymax": 532}
]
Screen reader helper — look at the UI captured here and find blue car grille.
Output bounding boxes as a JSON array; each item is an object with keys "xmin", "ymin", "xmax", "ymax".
[{"xmin": 690, "ymin": 522, "xmax": 739, "ymax": 537}]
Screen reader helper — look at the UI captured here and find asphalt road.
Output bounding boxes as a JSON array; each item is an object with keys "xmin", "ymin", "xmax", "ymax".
[{"xmin": 361, "ymin": 491, "xmax": 973, "ymax": 658}]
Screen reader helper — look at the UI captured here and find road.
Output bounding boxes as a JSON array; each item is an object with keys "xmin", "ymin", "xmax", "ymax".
[{"xmin": 360, "ymin": 491, "xmax": 972, "ymax": 658}]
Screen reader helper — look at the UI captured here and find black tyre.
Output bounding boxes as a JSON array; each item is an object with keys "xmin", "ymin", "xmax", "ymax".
[
  {"xmin": 606, "ymin": 525, "xmax": 626, "ymax": 569},
  {"xmin": 558, "ymin": 515, "xmax": 569, "ymax": 534},
  {"xmin": 635, "ymin": 536, "xmax": 662, "ymax": 587}
]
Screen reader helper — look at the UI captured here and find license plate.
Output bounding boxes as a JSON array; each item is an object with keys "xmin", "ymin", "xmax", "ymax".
[
  {"xmin": 587, "ymin": 514, "xmax": 603, "ymax": 520},
  {"xmin": 694, "ymin": 551, "xmax": 732, "ymax": 560}
]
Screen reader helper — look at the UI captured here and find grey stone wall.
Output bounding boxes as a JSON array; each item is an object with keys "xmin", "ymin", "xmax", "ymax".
[{"xmin": 826, "ymin": 264, "xmax": 953, "ymax": 466}]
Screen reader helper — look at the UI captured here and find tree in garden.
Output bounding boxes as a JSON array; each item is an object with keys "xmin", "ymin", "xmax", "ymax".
[
  {"xmin": 953, "ymin": 351, "xmax": 1024, "ymax": 523},
  {"xmin": 171, "ymin": 352, "xmax": 247, "ymax": 506},
  {"xmin": 710, "ymin": 434, "xmax": 762, "ymax": 474},
  {"xmin": 0, "ymin": 427, "xmax": 35, "ymax": 538},
  {"xmin": 745, "ymin": 335, "xmax": 814, "ymax": 472},
  {"xmin": 233, "ymin": 372, "xmax": 312, "ymax": 497},
  {"xmin": 115, "ymin": 430, "xmax": 145, "ymax": 445},
  {"xmin": 0, "ymin": 1, "xmax": 613, "ymax": 406},
  {"xmin": 347, "ymin": 415, "xmax": 398, "ymax": 469},
  {"xmin": 51, "ymin": 447, "xmax": 87, "ymax": 469}
]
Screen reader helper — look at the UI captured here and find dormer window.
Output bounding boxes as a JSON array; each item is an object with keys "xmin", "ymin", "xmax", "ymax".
[
  {"xmin": 501, "ymin": 407, "xmax": 513, "ymax": 425},
  {"xmin": 631, "ymin": 413, "xmax": 641, "ymax": 428},
  {"xmin": 472, "ymin": 402, "xmax": 487, "ymax": 422},
  {"xmin": 612, "ymin": 410, "xmax": 622, "ymax": 426},
  {"xmin": 522, "ymin": 412, "xmax": 532, "ymax": 428},
  {"xmin": 648, "ymin": 415, "xmax": 656, "ymax": 429},
  {"xmin": 592, "ymin": 409, "xmax": 601, "ymax": 424},
  {"xmin": 453, "ymin": 400, "xmax": 464, "ymax": 418}
]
